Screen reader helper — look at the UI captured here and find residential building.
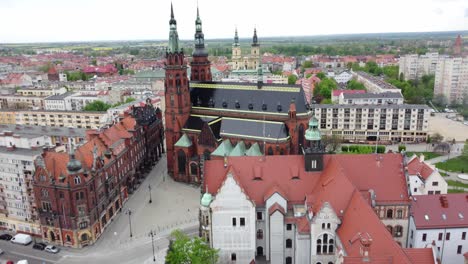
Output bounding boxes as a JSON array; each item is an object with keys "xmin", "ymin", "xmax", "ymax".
[
  {"xmin": 82, "ymin": 64, "xmax": 118, "ymax": 77},
  {"xmin": 333, "ymin": 71, "xmax": 353, "ymax": 84},
  {"xmin": 434, "ymin": 56, "xmax": 468, "ymax": 103},
  {"xmin": 33, "ymin": 103, "xmax": 164, "ymax": 248},
  {"xmin": 354, "ymin": 71, "xmax": 402, "ymax": 93},
  {"xmin": 0, "ymin": 73, "xmax": 33, "ymax": 88},
  {"xmin": 399, "ymin": 52, "xmax": 440, "ymax": 81},
  {"xmin": 17, "ymin": 87, "xmax": 67, "ymax": 97},
  {"xmin": 65, "ymin": 92, "xmax": 110, "ymax": 111},
  {"xmin": 0, "ymin": 95, "xmax": 45, "ymax": 110},
  {"xmin": 338, "ymin": 92, "xmax": 404, "ymax": 105},
  {"xmin": 406, "ymin": 154, "xmax": 448, "ymax": 196},
  {"xmin": 44, "ymin": 92, "xmax": 74, "ymax": 111},
  {"xmin": 230, "ymin": 28, "xmax": 261, "ymax": 70},
  {"xmin": 200, "ymin": 126, "xmax": 435, "ymax": 263},
  {"xmin": 409, "ymin": 194, "xmax": 468, "ymax": 264},
  {"xmin": 225, "ymin": 69, "xmax": 288, "ymax": 84},
  {"xmin": 453, "ymin": 34, "xmax": 462, "ymax": 56},
  {"xmin": 331, "ymin": 90, "xmax": 366, "ymax": 103},
  {"xmin": 312, "ymin": 104, "xmax": 430, "ymax": 143}
]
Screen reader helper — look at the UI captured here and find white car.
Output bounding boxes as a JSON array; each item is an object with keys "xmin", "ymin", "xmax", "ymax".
[
  {"xmin": 0, "ymin": 248, "xmax": 3, "ymax": 255},
  {"xmin": 45, "ymin": 245, "xmax": 60, "ymax": 254}
]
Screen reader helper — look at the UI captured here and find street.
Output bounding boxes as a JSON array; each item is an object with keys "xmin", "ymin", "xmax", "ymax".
[{"xmin": 0, "ymin": 155, "xmax": 201, "ymax": 264}]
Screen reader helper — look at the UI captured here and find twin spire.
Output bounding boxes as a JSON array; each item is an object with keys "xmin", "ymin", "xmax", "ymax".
[
  {"xmin": 168, "ymin": 3, "xmax": 206, "ymax": 55},
  {"xmin": 233, "ymin": 27, "xmax": 260, "ymax": 46}
]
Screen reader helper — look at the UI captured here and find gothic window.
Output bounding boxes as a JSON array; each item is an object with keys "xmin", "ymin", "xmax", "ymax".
[
  {"xmin": 257, "ymin": 246, "xmax": 264, "ymax": 256},
  {"xmin": 190, "ymin": 163, "xmax": 198, "ymax": 176},
  {"xmin": 39, "ymin": 174, "xmax": 46, "ymax": 182},
  {"xmin": 177, "ymin": 150, "xmax": 186, "ymax": 176},
  {"xmin": 267, "ymin": 147, "xmax": 273, "ymax": 155},
  {"xmin": 397, "ymin": 209, "xmax": 403, "ymax": 219},
  {"xmin": 74, "ymin": 175, "xmax": 81, "ymax": 184},
  {"xmin": 298, "ymin": 124, "xmax": 305, "ymax": 153},
  {"xmin": 317, "ymin": 233, "xmax": 334, "ymax": 255},
  {"xmin": 41, "ymin": 189, "xmax": 49, "ymax": 198},
  {"xmin": 386, "ymin": 209, "xmax": 393, "ymax": 219},
  {"xmin": 231, "ymin": 253, "xmax": 236, "ymax": 261}
]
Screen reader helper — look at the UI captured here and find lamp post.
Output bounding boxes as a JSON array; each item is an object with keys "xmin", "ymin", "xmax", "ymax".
[
  {"xmin": 149, "ymin": 230, "xmax": 156, "ymax": 262},
  {"xmin": 148, "ymin": 184, "xmax": 152, "ymax": 204},
  {"xmin": 125, "ymin": 209, "xmax": 133, "ymax": 238}
]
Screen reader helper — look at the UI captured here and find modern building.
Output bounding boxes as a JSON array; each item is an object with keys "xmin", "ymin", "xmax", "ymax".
[
  {"xmin": 434, "ymin": 56, "xmax": 468, "ymax": 103},
  {"xmin": 354, "ymin": 71, "xmax": 402, "ymax": 94},
  {"xmin": 406, "ymin": 154, "xmax": 448, "ymax": 196},
  {"xmin": 399, "ymin": 52, "xmax": 440, "ymax": 81},
  {"xmin": 408, "ymin": 194, "xmax": 468, "ymax": 264},
  {"xmin": 312, "ymin": 104, "xmax": 430, "ymax": 143},
  {"xmin": 230, "ymin": 28, "xmax": 261, "ymax": 70},
  {"xmin": 17, "ymin": 87, "xmax": 67, "ymax": 97},
  {"xmin": 165, "ymin": 6, "xmax": 312, "ymax": 184},
  {"xmin": 200, "ymin": 125, "xmax": 435, "ymax": 263},
  {"xmin": 44, "ymin": 92, "xmax": 74, "ymax": 111},
  {"xmin": 331, "ymin": 90, "xmax": 366, "ymax": 103},
  {"xmin": 0, "ymin": 95, "xmax": 45, "ymax": 110},
  {"xmin": 332, "ymin": 71, "xmax": 353, "ymax": 84},
  {"xmin": 33, "ymin": 103, "xmax": 164, "ymax": 248},
  {"xmin": 338, "ymin": 92, "xmax": 404, "ymax": 105}
]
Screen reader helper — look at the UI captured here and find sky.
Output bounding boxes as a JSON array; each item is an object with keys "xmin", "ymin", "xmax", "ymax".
[{"xmin": 0, "ymin": 0, "xmax": 467, "ymax": 43}]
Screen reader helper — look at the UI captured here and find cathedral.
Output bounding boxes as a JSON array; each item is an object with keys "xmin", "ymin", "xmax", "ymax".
[
  {"xmin": 164, "ymin": 5, "xmax": 313, "ymax": 183},
  {"xmin": 230, "ymin": 28, "xmax": 261, "ymax": 70}
]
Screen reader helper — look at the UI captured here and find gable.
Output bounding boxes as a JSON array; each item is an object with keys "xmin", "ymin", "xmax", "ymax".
[{"xmin": 210, "ymin": 172, "xmax": 254, "ymax": 210}]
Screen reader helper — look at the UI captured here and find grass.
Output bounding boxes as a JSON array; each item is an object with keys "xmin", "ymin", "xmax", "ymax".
[
  {"xmin": 435, "ymin": 156, "xmax": 468, "ymax": 173},
  {"xmin": 405, "ymin": 152, "xmax": 442, "ymax": 160},
  {"xmin": 439, "ymin": 171, "xmax": 448, "ymax": 177},
  {"xmin": 448, "ymin": 188, "xmax": 466, "ymax": 193},
  {"xmin": 446, "ymin": 180, "xmax": 468, "ymax": 188}
]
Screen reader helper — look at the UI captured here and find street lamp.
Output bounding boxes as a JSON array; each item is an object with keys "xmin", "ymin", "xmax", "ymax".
[
  {"xmin": 125, "ymin": 209, "xmax": 133, "ymax": 238},
  {"xmin": 148, "ymin": 184, "xmax": 152, "ymax": 204},
  {"xmin": 149, "ymin": 230, "xmax": 156, "ymax": 262}
]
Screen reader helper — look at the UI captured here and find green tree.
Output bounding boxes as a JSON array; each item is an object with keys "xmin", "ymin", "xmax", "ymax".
[
  {"xmin": 91, "ymin": 59, "xmax": 97, "ymax": 66},
  {"xmin": 302, "ymin": 61, "xmax": 313, "ymax": 68},
  {"xmin": 306, "ymin": 73, "xmax": 312, "ymax": 78},
  {"xmin": 347, "ymin": 79, "xmax": 366, "ymax": 90},
  {"xmin": 83, "ymin": 100, "xmax": 112, "ymax": 111},
  {"xmin": 165, "ymin": 230, "xmax": 219, "ymax": 264},
  {"xmin": 314, "ymin": 78, "xmax": 336, "ymax": 101},
  {"xmin": 288, "ymin": 75, "xmax": 298, "ymax": 85},
  {"xmin": 316, "ymin": 72, "xmax": 326, "ymax": 80}
]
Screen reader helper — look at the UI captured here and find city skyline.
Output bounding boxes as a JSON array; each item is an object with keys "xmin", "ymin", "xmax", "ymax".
[{"xmin": 0, "ymin": 0, "xmax": 466, "ymax": 43}]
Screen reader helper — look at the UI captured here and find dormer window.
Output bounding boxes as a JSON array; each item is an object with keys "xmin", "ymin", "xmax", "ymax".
[
  {"xmin": 262, "ymin": 103, "xmax": 267, "ymax": 111},
  {"xmin": 235, "ymin": 101, "xmax": 240, "ymax": 109},
  {"xmin": 248, "ymin": 103, "xmax": 253, "ymax": 110}
]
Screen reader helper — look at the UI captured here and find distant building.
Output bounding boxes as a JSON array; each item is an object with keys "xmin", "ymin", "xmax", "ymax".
[
  {"xmin": 399, "ymin": 53, "xmax": 440, "ymax": 81},
  {"xmin": 333, "ymin": 71, "xmax": 353, "ymax": 84},
  {"xmin": 331, "ymin": 90, "xmax": 366, "ymax": 103},
  {"xmin": 338, "ymin": 92, "xmax": 404, "ymax": 105},
  {"xmin": 230, "ymin": 28, "xmax": 261, "ymax": 70},
  {"xmin": 453, "ymin": 35, "xmax": 463, "ymax": 56},
  {"xmin": 0, "ymin": 73, "xmax": 33, "ymax": 88},
  {"xmin": 82, "ymin": 64, "xmax": 118, "ymax": 77},
  {"xmin": 47, "ymin": 66, "xmax": 60, "ymax": 82},
  {"xmin": 408, "ymin": 194, "xmax": 468, "ymax": 264},
  {"xmin": 354, "ymin": 71, "xmax": 402, "ymax": 93},
  {"xmin": 17, "ymin": 87, "xmax": 67, "ymax": 97},
  {"xmin": 406, "ymin": 154, "xmax": 447, "ymax": 195},
  {"xmin": 0, "ymin": 95, "xmax": 45, "ymax": 110},
  {"xmin": 434, "ymin": 56, "xmax": 468, "ymax": 103},
  {"xmin": 44, "ymin": 92, "xmax": 74, "ymax": 111}
]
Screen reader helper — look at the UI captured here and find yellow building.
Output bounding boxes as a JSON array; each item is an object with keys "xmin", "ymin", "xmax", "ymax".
[{"xmin": 230, "ymin": 28, "xmax": 261, "ymax": 70}]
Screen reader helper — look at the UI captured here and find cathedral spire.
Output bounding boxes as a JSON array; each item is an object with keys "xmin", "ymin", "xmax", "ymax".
[
  {"xmin": 252, "ymin": 27, "xmax": 259, "ymax": 47},
  {"xmin": 234, "ymin": 27, "xmax": 239, "ymax": 46},
  {"xmin": 193, "ymin": 3, "xmax": 207, "ymax": 57},
  {"xmin": 168, "ymin": 3, "xmax": 179, "ymax": 53}
]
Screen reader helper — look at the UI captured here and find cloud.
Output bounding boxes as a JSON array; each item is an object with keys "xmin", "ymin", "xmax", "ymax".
[{"xmin": 433, "ymin": 7, "xmax": 443, "ymax": 15}]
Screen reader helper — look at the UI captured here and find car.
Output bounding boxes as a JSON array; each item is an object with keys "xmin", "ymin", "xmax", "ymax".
[
  {"xmin": 0, "ymin": 248, "xmax": 4, "ymax": 254},
  {"xmin": 0, "ymin": 234, "xmax": 12, "ymax": 241},
  {"xmin": 32, "ymin": 242, "xmax": 46, "ymax": 250},
  {"xmin": 44, "ymin": 245, "xmax": 59, "ymax": 254}
]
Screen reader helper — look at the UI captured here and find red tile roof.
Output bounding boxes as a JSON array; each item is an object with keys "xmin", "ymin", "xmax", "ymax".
[
  {"xmin": 268, "ymin": 202, "xmax": 286, "ymax": 215},
  {"xmin": 403, "ymin": 248, "xmax": 436, "ymax": 264},
  {"xmin": 407, "ymin": 156, "xmax": 434, "ymax": 180},
  {"xmin": 411, "ymin": 194, "xmax": 468, "ymax": 229}
]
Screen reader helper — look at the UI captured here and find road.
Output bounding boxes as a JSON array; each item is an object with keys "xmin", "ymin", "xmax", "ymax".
[{"xmin": 0, "ymin": 155, "xmax": 201, "ymax": 264}]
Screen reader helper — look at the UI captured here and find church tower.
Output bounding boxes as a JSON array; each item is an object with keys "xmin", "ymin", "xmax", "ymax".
[
  {"xmin": 231, "ymin": 28, "xmax": 241, "ymax": 70},
  {"xmin": 304, "ymin": 117, "xmax": 324, "ymax": 171},
  {"xmin": 165, "ymin": 3, "xmax": 191, "ymax": 176},
  {"xmin": 190, "ymin": 6, "xmax": 212, "ymax": 81},
  {"xmin": 250, "ymin": 28, "xmax": 260, "ymax": 70}
]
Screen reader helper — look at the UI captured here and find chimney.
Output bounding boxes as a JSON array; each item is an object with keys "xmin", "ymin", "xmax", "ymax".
[
  {"xmin": 419, "ymin": 154, "xmax": 425, "ymax": 162},
  {"xmin": 360, "ymin": 233, "xmax": 373, "ymax": 262},
  {"xmin": 439, "ymin": 196, "xmax": 449, "ymax": 208}
]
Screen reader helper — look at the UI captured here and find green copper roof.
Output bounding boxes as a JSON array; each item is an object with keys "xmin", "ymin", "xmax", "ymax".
[
  {"xmin": 201, "ymin": 192, "xmax": 213, "ymax": 207},
  {"xmin": 246, "ymin": 143, "xmax": 262, "ymax": 156},
  {"xmin": 305, "ymin": 117, "xmax": 321, "ymax": 141},
  {"xmin": 230, "ymin": 141, "xmax": 246, "ymax": 156},
  {"xmin": 174, "ymin": 134, "xmax": 192, "ymax": 147},
  {"xmin": 211, "ymin": 139, "xmax": 233, "ymax": 156}
]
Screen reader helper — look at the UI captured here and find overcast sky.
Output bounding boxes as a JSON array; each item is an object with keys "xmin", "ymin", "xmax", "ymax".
[{"xmin": 0, "ymin": 0, "xmax": 467, "ymax": 43}]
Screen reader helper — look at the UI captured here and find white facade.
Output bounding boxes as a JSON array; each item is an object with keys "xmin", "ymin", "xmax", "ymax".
[
  {"xmin": 338, "ymin": 92, "xmax": 404, "ymax": 105},
  {"xmin": 407, "ymin": 156, "xmax": 448, "ymax": 196},
  {"xmin": 354, "ymin": 71, "xmax": 402, "ymax": 94},
  {"xmin": 399, "ymin": 52, "xmax": 439, "ymax": 80},
  {"xmin": 333, "ymin": 71, "xmax": 353, "ymax": 84},
  {"xmin": 434, "ymin": 56, "xmax": 468, "ymax": 103}
]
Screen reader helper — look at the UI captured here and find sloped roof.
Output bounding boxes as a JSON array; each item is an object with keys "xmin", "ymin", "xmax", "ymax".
[
  {"xmin": 220, "ymin": 117, "xmax": 289, "ymax": 142},
  {"xmin": 230, "ymin": 141, "xmax": 246, "ymax": 156},
  {"xmin": 411, "ymin": 194, "xmax": 468, "ymax": 229},
  {"xmin": 403, "ymin": 248, "xmax": 436, "ymax": 264},
  {"xmin": 211, "ymin": 139, "xmax": 233, "ymax": 157},
  {"xmin": 174, "ymin": 134, "xmax": 192, "ymax": 148},
  {"xmin": 407, "ymin": 156, "xmax": 434, "ymax": 180},
  {"xmin": 245, "ymin": 143, "xmax": 262, "ymax": 156}
]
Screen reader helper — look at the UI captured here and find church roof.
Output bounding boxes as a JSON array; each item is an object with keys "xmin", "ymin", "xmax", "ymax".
[
  {"xmin": 230, "ymin": 141, "xmax": 246, "ymax": 156},
  {"xmin": 211, "ymin": 139, "xmax": 233, "ymax": 157},
  {"xmin": 190, "ymin": 81, "xmax": 309, "ymax": 116},
  {"xmin": 246, "ymin": 143, "xmax": 262, "ymax": 156},
  {"xmin": 174, "ymin": 133, "xmax": 192, "ymax": 147},
  {"xmin": 220, "ymin": 117, "xmax": 289, "ymax": 142}
]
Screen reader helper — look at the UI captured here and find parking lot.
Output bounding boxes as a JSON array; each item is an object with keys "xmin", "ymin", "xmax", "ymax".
[
  {"xmin": 0, "ymin": 238, "xmax": 62, "ymax": 264},
  {"xmin": 429, "ymin": 113, "xmax": 468, "ymax": 142}
]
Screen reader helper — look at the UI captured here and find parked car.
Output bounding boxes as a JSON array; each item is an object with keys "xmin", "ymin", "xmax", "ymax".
[
  {"xmin": 10, "ymin": 234, "xmax": 32, "ymax": 245},
  {"xmin": 17, "ymin": 261, "xmax": 29, "ymax": 264},
  {"xmin": 45, "ymin": 245, "xmax": 59, "ymax": 254},
  {"xmin": 0, "ymin": 234, "xmax": 12, "ymax": 241},
  {"xmin": 0, "ymin": 248, "xmax": 4, "ymax": 254},
  {"xmin": 32, "ymin": 242, "xmax": 46, "ymax": 250}
]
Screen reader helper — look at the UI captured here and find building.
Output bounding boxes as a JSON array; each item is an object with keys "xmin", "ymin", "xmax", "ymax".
[
  {"xmin": 0, "ymin": 73, "xmax": 33, "ymax": 88},
  {"xmin": 225, "ymin": 69, "xmax": 288, "ymax": 84},
  {"xmin": 65, "ymin": 92, "xmax": 111, "ymax": 111},
  {"xmin": 333, "ymin": 71, "xmax": 353, "ymax": 84},
  {"xmin": 44, "ymin": 92, "xmax": 74, "ymax": 111},
  {"xmin": 200, "ymin": 126, "xmax": 435, "ymax": 263},
  {"xmin": 453, "ymin": 35, "xmax": 462, "ymax": 56},
  {"xmin": 312, "ymin": 104, "xmax": 430, "ymax": 143},
  {"xmin": 82, "ymin": 64, "xmax": 118, "ymax": 77},
  {"xmin": 331, "ymin": 90, "xmax": 366, "ymax": 103},
  {"xmin": 408, "ymin": 194, "xmax": 468, "ymax": 264},
  {"xmin": 434, "ymin": 56, "xmax": 468, "ymax": 103},
  {"xmin": 406, "ymin": 154, "xmax": 448, "ymax": 196},
  {"xmin": 354, "ymin": 71, "xmax": 402, "ymax": 93},
  {"xmin": 33, "ymin": 103, "xmax": 164, "ymax": 248},
  {"xmin": 17, "ymin": 87, "xmax": 67, "ymax": 97},
  {"xmin": 338, "ymin": 92, "xmax": 404, "ymax": 105},
  {"xmin": 399, "ymin": 53, "xmax": 440, "ymax": 81},
  {"xmin": 230, "ymin": 28, "xmax": 261, "ymax": 70},
  {"xmin": 165, "ymin": 6, "xmax": 312, "ymax": 184},
  {"xmin": 0, "ymin": 95, "xmax": 45, "ymax": 110}
]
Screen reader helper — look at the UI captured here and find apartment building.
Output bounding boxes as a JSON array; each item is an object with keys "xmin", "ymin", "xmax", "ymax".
[
  {"xmin": 434, "ymin": 56, "xmax": 468, "ymax": 103},
  {"xmin": 338, "ymin": 92, "xmax": 404, "ymax": 105},
  {"xmin": 354, "ymin": 71, "xmax": 402, "ymax": 93},
  {"xmin": 17, "ymin": 87, "xmax": 67, "ymax": 97},
  {"xmin": 312, "ymin": 104, "xmax": 430, "ymax": 143},
  {"xmin": 0, "ymin": 95, "xmax": 45, "ymax": 110},
  {"xmin": 399, "ymin": 52, "xmax": 440, "ymax": 80}
]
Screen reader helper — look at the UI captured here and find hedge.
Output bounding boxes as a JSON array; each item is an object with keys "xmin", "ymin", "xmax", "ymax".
[{"xmin": 341, "ymin": 145, "xmax": 386, "ymax": 154}]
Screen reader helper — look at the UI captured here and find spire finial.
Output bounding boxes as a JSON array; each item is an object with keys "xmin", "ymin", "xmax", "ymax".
[
  {"xmin": 197, "ymin": 0, "xmax": 200, "ymax": 18},
  {"xmin": 171, "ymin": 2, "xmax": 174, "ymax": 19}
]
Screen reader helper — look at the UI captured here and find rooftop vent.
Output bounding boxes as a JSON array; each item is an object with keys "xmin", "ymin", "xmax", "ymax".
[
  {"xmin": 248, "ymin": 103, "xmax": 253, "ymax": 110},
  {"xmin": 424, "ymin": 215, "xmax": 429, "ymax": 221},
  {"xmin": 439, "ymin": 196, "xmax": 449, "ymax": 208},
  {"xmin": 235, "ymin": 100, "xmax": 240, "ymax": 109},
  {"xmin": 262, "ymin": 103, "xmax": 267, "ymax": 111},
  {"xmin": 222, "ymin": 100, "xmax": 228, "ymax": 108}
]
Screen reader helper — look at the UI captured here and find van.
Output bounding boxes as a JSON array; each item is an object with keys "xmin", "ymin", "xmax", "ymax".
[
  {"xmin": 10, "ymin": 234, "xmax": 32, "ymax": 245},
  {"xmin": 17, "ymin": 260, "xmax": 29, "ymax": 264}
]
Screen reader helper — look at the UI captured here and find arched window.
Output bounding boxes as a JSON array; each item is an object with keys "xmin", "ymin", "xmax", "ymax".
[
  {"xmin": 327, "ymin": 223, "xmax": 331, "ymax": 229},
  {"xmin": 257, "ymin": 246, "xmax": 264, "ymax": 256},
  {"xmin": 41, "ymin": 189, "xmax": 49, "ymax": 198},
  {"xmin": 267, "ymin": 147, "xmax": 273, "ymax": 155},
  {"xmin": 286, "ymin": 239, "xmax": 292, "ymax": 248},
  {"xmin": 386, "ymin": 209, "xmax": 393, "ymax": 219},
  {"xmin": 74, "ymin": 176, "xmax": 81, "ymax": 184},
  {"xmin": 317, "ymin": 233, "xmax": 334, "ymax": 255},
  {"xmin": 177, "ymin": 150, "xmax": 186, "ymax": 176},
  {"xmin": 298, "ymin": 124, "xmax": 305, "ymax": 153},
  {"xmin": 286, "ymin": 257, "xmax": 292, "ymax": 264},
  {"xmin": 231, "ymin": 253, "xmax": 236, "ymax": 261},
  {"xmin": 394, "ymin": 225, "xmax": 403, "ymax": 237},
  {"xmin": 256, "ymin": 229, "xmax": 263, "ymax": 239},
  {"xmin": 328, "ymin": 262, "xmax": 334, "ymax": 264},
  {"xmin": 322, "ymin": 223, "xmax": 325, "ymax": 229},
  {"xmin": 397, "ymin": 209, "xmax": 403, "ymax": 219},
  {"xmin": 190, "ymin": 163, "xmax": 198, "ymax": 176}
]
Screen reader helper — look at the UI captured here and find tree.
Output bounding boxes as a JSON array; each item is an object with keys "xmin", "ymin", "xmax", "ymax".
[
  {"xmin": 83, "ymin": 100, "xmax": 112, "ymax": 112},
  {"xmin": 316, "ymin": 72, "xmax": 326, "ymax": 80},
  {"xmin": 91, "ymin": 59, "xmax": 97, "ymax": 66},
  {"xmin": 431, "ymin": 133, "xmax": 444, "ymax": 144},
  {"xmin": 288, "ymin": 75, "xmax": 298, "ymax": 85},
  {"xmin": 314, "ymin": 78, "xmax": 337, "ymax": 101},
  {"xmin": 322, "ymin": 135, "xmax": 343, "ymax": 153},
  {"xmin": 302, "ymin": 61, "xmax": 313, "ymax": 68},
  {"xmin": 347, "ymin": 79, "xmax": 366, "ymax": 90},
  {"xmin": 462, "ymin": 141, "xmax": 468, "ymax": 161},
  {"xmin": 165, "ymin": 230, "xmax": 219, "ymax": 264}
]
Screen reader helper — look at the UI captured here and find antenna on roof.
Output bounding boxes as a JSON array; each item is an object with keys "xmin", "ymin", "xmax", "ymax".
[{"xmin": 375, "ymin": 130, "xmax": 379, "ymax": 155}]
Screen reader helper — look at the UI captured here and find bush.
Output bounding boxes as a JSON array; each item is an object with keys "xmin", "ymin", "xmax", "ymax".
[
  {"xmin": 342, "ymin": 145, "xmax": 386, "ymax": 154},
  {"xmin": 398, "ymin": 145, "xmax": 406, "ymax": 152},
  {"xmin": 341, "ymin": 146, "xmax": 349, "ymax": 152}
]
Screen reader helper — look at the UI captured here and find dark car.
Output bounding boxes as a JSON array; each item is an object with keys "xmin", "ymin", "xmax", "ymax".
[
  {"xmin": 0, "ymin": 234, "xmax": 12, "ymax": 241},
  {"xmin": 32, "ymin": 242, "xmax": 47, "ymax": 250}
]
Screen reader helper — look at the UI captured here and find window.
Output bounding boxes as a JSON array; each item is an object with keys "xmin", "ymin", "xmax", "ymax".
[
  {"xmin": 317, "ymin": 234, "xmax": 334, "ymax": 255},
  {"xmin": 41, "ymin": 189, "xmax": 49, "ymax": 198},
  {"xmin": 256, "ymin": 229, "xmax": 263, "ymax": 239},
  {"xmin": 413, "ymin": 188, "xmax": 417, "ymax": 192},
  {"xmin": 386, "ymin": 209, "xmax": 393, "ymax": 218},
  {"xmin": 422, "ymin": 233, "xmax": 427, "ymax": 242},
  {"xmin": 59, "ymin": 192, "xmax": 64, "ymax": 199},
  {"xmin": 446, "ymin": 232, "xmax": 450, "ymax": 240},
  {"xmin": 462, "ymin": 232, "xmax": 466, "ymax": 240},
  {"xmin": 240, "ymin": 217, "xmax": 245, "ymax": 226},
  {"xmin": 432, "ymin": 181, "xmax": 438, "ymax": 186},
  {"xmin": 286, "ymin": 257, "xmax": 292, "ymax": 264},
  {"xmin": 74, "ymin": 176, "xmax": 81, "ymax": 184},
  {"xmin": 438, "ymin": 233, "xmax": 443, "ymax": 241},
  {"xmin": 457, "ymin": 245, "xmax": 462, "ymax": 254},
  {"xmin": 327, "ymin": 223, "xmax": 331, "ymax": 229},
  {"xmin": 286, "ymin": 239, "xmax": 292, "ymax": 248},
  {"xmin": 42, "ymin": 201, "xmax": 52, "ymax": 212},
  {"xmin": 232, "ymin": 218, "xmax": 236, "ymax": 227},
  {"xmin": 394, "ymin": 226, "xmax": 403, "ymax": 237},
  {"xmin": 396, "ymin": 209, "xmax": 403, "ymax": 219},
  {"xmin": 287, "ymin": 224, "xmax": 292, "ymax": 231},
  {"xmin": 257, "ymin": 212, "xmax": 263, "ymax": 220},
  {"xmin": 231, "ymin": 253, "xmax": 236, "ymax": 261},
  {"xmin": 428, "ymin": 191, "xmax": 434, "ymax": 194}
]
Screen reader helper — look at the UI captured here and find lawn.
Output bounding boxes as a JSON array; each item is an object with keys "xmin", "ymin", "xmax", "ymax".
[
  {"xmin": 435, "ymin": 156, "xmax": 468, "ymax": 173},
  {"xmin": 405, "ymin": 152, "xmax": 442, "ymax": 160},
  {"xmin": 446, "ymin": 180, "xmax": 468, "ymax": 188},
  {"xmin": 448, "ymin": 188, "xmax": 466, "ymax": 193}
]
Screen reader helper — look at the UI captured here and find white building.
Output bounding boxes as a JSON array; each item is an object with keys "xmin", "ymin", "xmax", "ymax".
[
  {"xmin": 333, "ymin": 71, "xmax": 353, "ymax": 84},
  {"xmin": 406, "ymin": 155, "xmax": 448, "ymax": 196},
  {"xmin": 409, "ymin": 194, "xmax": 468, "ymax": 264},
  {"xmin": 338, "ymin": 92, "xmax": 404, "ymax": 105},
  {"xmin": 44, "ymin": 92, "xmax": 74, "ymax": 111},
  {"xmin": 354, "ymin": 71, "xmax": 402, "ymax": 94},
  {"xmin": 399, "ymin": 52, "xmax": 440, "ymax": 80},
  {"xmin": 434, "ymin": 56, "xmax": 468, "ymax": 103}
]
